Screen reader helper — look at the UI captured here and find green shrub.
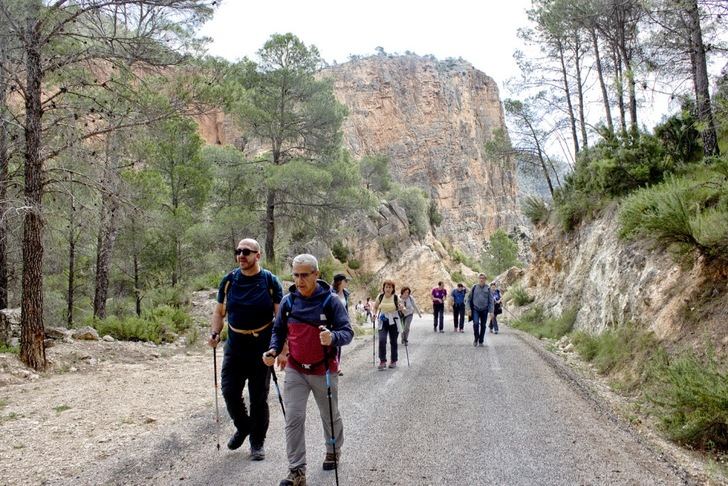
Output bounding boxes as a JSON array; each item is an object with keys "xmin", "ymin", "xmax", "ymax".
[
  {"xmin": 331, "ymin": 240, "xmax": 350, "ymax": 263},
  {"xmin": 451, "ymin": 249, "xmax": 480, "ymax": 271},
  {"xmin": 511, "ymin": 306, "xmax": 576, "ymax": 339},
  {"xmin": 146, "ymin": 286, "xmax": 189, "ymax": 308},
  {"xmin": 451, "ymin": 271, "xmax": 465, "ymax": 284},
  {"xmin": 619, "ymin": 163, "xmax": 728, "ymax": 262},
  {"xmin": 428, "ymin": 200, "xmax": 443, "ymax": 227},
  {"xmin": 347, "ymin": 259, "xmax": 361, "ymax": 270},
  {"xmin": 318, "ymin": 256, "xmax": 338, "ymax": 284},
  {"xmin": 89, "ymin": 305, "xmax": 192, "ymax": 343},
  {"xmin": 392, "ymin": 186, "xmax": 429, "ymax": 238},
  {"xmin": 650, "ymin": 352, "xmax": 728, "ymax": 451},
  {"xmin": 507, "ymin": 284, "xmax": 534, "ymax": 306},
  {"xmin": 0, "ymin": 343, "xmax": 19, "ymax": 354},
  {"xmin": 522, "ymin": 195, "xmax": 549, "ymax": 225},
  {"xmin": 191, "ymin": 271, "xmax": 225, "ymax": 291}
]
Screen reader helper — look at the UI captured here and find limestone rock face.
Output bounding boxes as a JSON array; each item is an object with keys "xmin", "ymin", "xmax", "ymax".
[
  {"xmin": 323, "ymin": 55, "xmax": 519, "ymax": 255},
  {"xmin": 523, "ymin": 205, "xmax": 728, "ymax": 352}
]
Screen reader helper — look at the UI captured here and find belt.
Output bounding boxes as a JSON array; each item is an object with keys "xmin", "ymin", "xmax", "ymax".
[{"xmin": 228, "ymin": 321, "xmax": 272, "ymax": 337}]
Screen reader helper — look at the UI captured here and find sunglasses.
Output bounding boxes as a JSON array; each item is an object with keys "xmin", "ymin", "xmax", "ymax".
[{"xmin": 234, "ymin": 248, "xmax": 258, "ymax": 256}]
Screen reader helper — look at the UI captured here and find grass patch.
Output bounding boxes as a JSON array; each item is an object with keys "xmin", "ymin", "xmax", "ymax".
[
  {"xmin": 571, "ymin": 324, "xmax": 658, "ymax": 390},
  {"xmin": 511, "ymin": 306, "xmax": 576, "ymax": 339},
  {"xmin": 507, "ymin": 284, "xmax": 534, "ymax": 306},
  {"xmin": 0, "ymin": 399, "xmax": 7, "ymax": 410},
  {"xmin": 53, "ymin": 404, "xmax": 71, "ymax": 413},
  {"xmin": 649, "ymin": 352, "xmax": 728, "ymax": 452},
  {"xmin": 0, "ymin": 343, "xmax": 19, "ymax": 354},
  {"xmin": 619, "ymin": 161, "xmax": 728, "ymax": 264},
  {"xmin": 522, "ymin": 195, "xmax": 550, "ymax": 225},
  {"xmin": 88, "ymin": 305, "xmax": 192, "ymax": 344}
]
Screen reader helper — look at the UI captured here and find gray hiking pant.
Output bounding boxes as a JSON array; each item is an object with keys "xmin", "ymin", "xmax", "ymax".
[{"xmin": 283, "ymin": 367, "xmax": 344, "ymax": 470}]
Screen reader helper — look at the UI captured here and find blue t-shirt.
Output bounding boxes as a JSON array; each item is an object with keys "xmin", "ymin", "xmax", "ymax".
[
  {"xmin": 452, "ymin": 288, "xmax": 467, "ymax": 305},
  {"xmin": 217, "ymin": 268, "xmax": 283, "ymax": 332}
]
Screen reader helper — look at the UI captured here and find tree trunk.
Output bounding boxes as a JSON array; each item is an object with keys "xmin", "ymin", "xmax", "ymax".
[
  {"xmin": 0, "ymin": 56, "xmax": 8, "ymax": 310},
  {"xmin": 591, "ymin": 28, "xmax": 614, "ymax": 133},
  {"xmin": 66, "ymin": 199, "xmax": 76, "ymax": 326},
  {"xmin": 134, "ymin": 254, "xmax": 141, "ymax": 317},
  {"xmin": 93, "ymin": 191, "xmax": 119, "ymax": 318},
  {"xmin": 265, "ymin": 188, "xmax": 276, "ymax": 265},
  {"xmin": 557, "ymin": 40, "xmax": 580, "ymax": 155},
  {"xmin": 614, "ymin": 47, "xmax": 628, "ymax": 136},
  {"xmin": 686, "ymin": 0, "xmax": 719, "ymax": 156},
  {"xmin": 21, "ymin": 11, "xmax": 46, "ymax": 370},
  {"xmin": 573, "ymin": 36, "xmax": 589, "ymax": 150}
]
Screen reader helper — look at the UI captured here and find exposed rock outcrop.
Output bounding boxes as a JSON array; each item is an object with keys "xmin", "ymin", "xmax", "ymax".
[
  {"xmin": 323, "ymin": 55, "xmax": 519, "ymax": 255},
  {"xmin": 523, "ymin": 204, "xmax": 728, "ymax": 352}
]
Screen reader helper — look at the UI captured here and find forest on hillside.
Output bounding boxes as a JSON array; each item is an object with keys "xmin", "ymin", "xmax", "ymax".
[{"xmin": 0, "ymin": 0, "xmax": 727, "ymax": 380}]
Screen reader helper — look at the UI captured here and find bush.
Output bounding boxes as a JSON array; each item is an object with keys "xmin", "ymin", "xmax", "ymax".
[
  {"xmin": 392, "ymin": 186, "xmax": 430, "ymax": 238},
  {"xmin": 571, "ymin": 324, "xmax": 658, "ymax": 385},
  {"xmin": 450, "ymin": 270, "xmax": 465, "ymax": 284},
  {"xmin": 522, "ymin": 195, "xmax": 550, "ymax": 225},
  {"xmin": 89, "ymin": 305, "xmax": 193, "ymax": 344},
  {"xmin": 347, "ymin": 259, "xmax": 361, "ymax": 270},
  {"xmin": 507, "ymin": 284, "xmax": 533, "ymax": 306},
  {"xmin": 428, "ymin": 200, "xmax": 442, "ymax": 227},
  {"xmin": 0, "ymin": 343, "xmax": 18, "ymax": 354},
  {"xmin": 650, "ymin": 352, "xmax": 728, "ymax": 451},
  {"xmin": 619, "ymin": 163, "xmax": 728, "ymax": 263},
  {"xmin": 146, "ymin": 286, "xmax": 189, "ymax": 308},
  {"xmin": 331, "ymin": 240, "xmax": 350, "ymax": 263},
  {"xmin": 511, "ymin": 306, "xmax": 576, "ymax": 340},
  {"xmin": 191, "ymin": 271, "xmax": 225, "ymax": 291}
]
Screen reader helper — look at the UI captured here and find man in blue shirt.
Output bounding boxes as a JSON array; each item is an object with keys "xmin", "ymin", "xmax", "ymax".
[
  {"xmin": 208, "ymin": 238, "xmax": 283, "ymax": 461},
  {"xmin": 451, "ymin": 283, "xmax": 468, "ymax": 332}
]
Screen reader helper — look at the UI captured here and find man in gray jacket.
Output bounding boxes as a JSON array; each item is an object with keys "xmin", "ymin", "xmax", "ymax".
[{"xmin": 467, "ymin": 273, "xmax": 494, "ymax": 347}]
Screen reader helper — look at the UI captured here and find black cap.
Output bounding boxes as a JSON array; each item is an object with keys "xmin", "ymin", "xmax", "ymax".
[{"xmin": 333, "ymin": 273, "xmax": 348, "ymax": 283}]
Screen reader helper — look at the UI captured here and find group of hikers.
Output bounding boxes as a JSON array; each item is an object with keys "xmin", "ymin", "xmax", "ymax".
[{"xmin": 208, "ymin": 237, "xmax": 504, "ymax": 486}]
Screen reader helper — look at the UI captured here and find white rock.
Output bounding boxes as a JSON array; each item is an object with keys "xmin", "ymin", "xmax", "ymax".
[
  {"xmin": 102, "ymin": 335, "xmax": 115, "ymax": 342},
  {"xmin": 72, "ymin": 326, "xmax": 99, "ymax": 341}
]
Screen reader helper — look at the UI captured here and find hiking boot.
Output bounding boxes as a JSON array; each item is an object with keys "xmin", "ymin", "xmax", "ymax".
[
  {"xmin": 388, "ymin": 361, "xmax": 397, "ymax": 369},
  {"xmin": 323, "ymin": 452, "xmax": 339, "ymax": 471},
  {"xmin": 439, "ymin": 329, "xmax": 444, "ymax": 333},
  {"xmin": 279, "ymin": 467, "xmax": 306, "ymax": 486},
  {"xmin": 250, "ymin": 444, "xmax": 265, "ymax": 461},
  {"xmin": 227, "ymin": 429, "xmax": 248, "ymax": 450},
  {"xmin": 479, "ymin": 342, "xmax": 485, "ymax": 347},
  {"xmin": 378, "ymin": 361, "xmax": 387, "ymax": 370},
  {"xmin": 473, "ymin": 339, "xmax": 478, "ymax": 347},
  {"xmin": 338, "ymin": 369, "xmax": 344, "ymax": 376}
]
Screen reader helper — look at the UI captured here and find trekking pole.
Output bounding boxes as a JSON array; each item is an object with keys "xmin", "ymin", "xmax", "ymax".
[
  {"xmin": 212, "ymin": 346, "xmax": 220, "ymax": 451},
  {"xmin": 404, "ymin": 335, "xmax": 410, "ymax": 367},
  {"xmin": 372, "ymin": 314, "xmax": 376, "ymax": 367},
  {"xmin": 319, "ymin": 328, "xmax": 340, "ymax": 486},
  {"xmin": 269, "ymin": 360, "xmax": 286, "ymax": 419}
]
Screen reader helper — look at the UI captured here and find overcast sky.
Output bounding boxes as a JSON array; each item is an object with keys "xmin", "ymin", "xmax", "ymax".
[{"xmin": 200, "ymin": 0, "xmax": 534, "ymax": 95}]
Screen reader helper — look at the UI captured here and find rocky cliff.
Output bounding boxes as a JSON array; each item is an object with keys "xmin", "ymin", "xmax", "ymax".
[
  {"xmin": 323, "ymin": 54, "xmax": 519, "ymax": 255},
  {"xmin": 522, "ymin": 205, "xmax": 728, "ymax": 353}
]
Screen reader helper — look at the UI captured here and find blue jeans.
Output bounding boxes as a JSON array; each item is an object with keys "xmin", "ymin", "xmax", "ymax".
[
  {"xmin": 472, "ymin": 309, "xmax": 489, "ymax": 344},
  {"xmin": 433, "ymin": 303, "xmax": 444, "ymax": 331}
]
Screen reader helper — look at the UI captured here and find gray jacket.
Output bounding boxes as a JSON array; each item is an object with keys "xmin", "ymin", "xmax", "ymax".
[{"xmin": 466, "ymin": 284, "xmax": 494, "ymax": 313}]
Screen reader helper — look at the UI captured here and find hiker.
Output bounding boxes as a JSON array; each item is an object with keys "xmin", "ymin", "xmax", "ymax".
[
  {"xmin": 431, "ymin": 281, "xmax": 447, "ymax": 333},
  {"xmin": 451, "ymin": 283, "xmax": 468, "ymax": 333},
  {"xmin": 263, "ymin": 254, "xmax": 353, "ymax": 486},
  {"xmin": 400, "ymin": 287, "xmax": 422, "ymax": 345},
  {"xmin": 364, "ymin": 297, "xmax": 374, "ymax": 324},
  {"xmin": 208, "ymin": 238, "xmax": 283, "ymax": 460},
  {"xmin": 373, "ymin": 279, "xmax": 404, "ymax": 369},
  {"xmin": 490, "ymin": 282, "xmax": 502, "ymax": 334},
  {"xmin": 331, "ymin": 273, "xmax": 350, "ymax": 376},
  {"xmin": 466, "ymin": 273, "xmax": 494, "ymax": 347}
]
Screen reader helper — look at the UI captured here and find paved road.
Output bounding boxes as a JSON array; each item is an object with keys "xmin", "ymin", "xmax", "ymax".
[{"xmin": 78, "ymin": 316, "xmax": 686, "ymax": 486}]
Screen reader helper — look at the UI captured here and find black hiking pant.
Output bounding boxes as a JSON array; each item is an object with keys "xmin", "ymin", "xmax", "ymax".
[
  {"xmin": 221, "ymin": 334, "xmax": 271, "ymax": 448},
  {"xmin": 453, "ymin": 303, "xmax": 465, "ymax": 330},
  {"xmin": 433, "ymin": 303, "xmax": 445, "ymax": 331}
]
